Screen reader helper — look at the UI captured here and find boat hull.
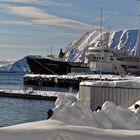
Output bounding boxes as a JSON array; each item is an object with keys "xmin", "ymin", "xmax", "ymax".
[{"xmin": 26, "ymin": 57, "xmax": 89, "ymax": 75}]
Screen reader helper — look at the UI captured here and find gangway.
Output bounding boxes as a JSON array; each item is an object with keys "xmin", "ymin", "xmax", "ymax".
[{"xmin": 113, "ymin": 57, "xmax": 126, "ymax": 77}]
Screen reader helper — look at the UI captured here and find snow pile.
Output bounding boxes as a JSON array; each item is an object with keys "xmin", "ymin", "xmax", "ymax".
[
  {"xmin": 52, "ymin": 94, "xmax": 95, "ymax": 126},
  {"xmin": 52, "ymin": 94, "xmax": 96, "ymax": 126},
  {"xmin": 65, "ymin": 29, "xmax": 138, "ymax": 62},
  {"xmin": 52, "ymin": 94, "xmax": 140, "ymax": 129},
  {"xmin": 1, "ymin": 119, "xmax": 140, "ymax": 140},
  {"xmin": 101, "ymin": 102, "xmax": 140, "ymax": 129},
  {"xmin": 1, "ymin": 94, "xmax": 140, "ymax": 139}
]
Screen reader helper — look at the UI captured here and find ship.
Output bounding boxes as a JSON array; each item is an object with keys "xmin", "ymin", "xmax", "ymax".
[{"xmin": 26, "ymin": 51, "xmax": 89, "ymax": 75}]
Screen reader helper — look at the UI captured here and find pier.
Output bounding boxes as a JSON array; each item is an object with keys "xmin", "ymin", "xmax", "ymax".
[
  {"xmin": 24, "ymin": 74, "xmax": 84, "ymax": 89},
  {"xmin": 23, "ymin": 74, "xmax": 125, "ymax": 89},
  {"xmin": 0, "ymin": 90, "xmax": 57, "ymax": 101}
]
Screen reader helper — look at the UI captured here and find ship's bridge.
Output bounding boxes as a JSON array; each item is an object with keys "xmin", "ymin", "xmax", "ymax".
[{"xmin": 87, "ymin": 45, "xmax": 114, "ymax": 63}]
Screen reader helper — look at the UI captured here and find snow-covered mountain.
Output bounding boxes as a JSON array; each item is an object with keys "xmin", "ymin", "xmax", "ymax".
[
  {"xmin": 0, "ymin": 56, "xmax": 30, "ymax": 72},
  {"xmin": 65, "ymin": 29, "xmax": 139, "ymax": 62}
]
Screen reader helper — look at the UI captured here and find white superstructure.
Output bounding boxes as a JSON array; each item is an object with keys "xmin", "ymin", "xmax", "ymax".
[{"xmin": 87, "ymin": 32, "xmax": 140, "ymax": 75}]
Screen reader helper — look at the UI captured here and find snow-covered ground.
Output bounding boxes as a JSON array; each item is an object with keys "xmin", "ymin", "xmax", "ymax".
[{"xmin": 1, "ymin": 91, "xmax": 140, "ymax": 139}]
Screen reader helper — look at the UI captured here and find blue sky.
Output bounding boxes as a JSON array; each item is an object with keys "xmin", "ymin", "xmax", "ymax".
[{"xmin": 0, "ymin": 0, "xmax": 139, "ymax": 60}]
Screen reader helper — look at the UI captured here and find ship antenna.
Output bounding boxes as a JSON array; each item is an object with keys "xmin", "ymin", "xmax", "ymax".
[
  {"xmin": 51, "ymin": 45, "xmax": 52, "ymax": 56},
  {"xmin": 99, "ymin": 7, "xmax": 103, "ymax": 80},
  {"xmin": 100, "ymin": 7, "xmax": 103, "ymax": 47}
]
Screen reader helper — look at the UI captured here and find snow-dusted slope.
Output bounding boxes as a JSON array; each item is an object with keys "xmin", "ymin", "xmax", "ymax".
[
  {"xmin": 65, "ymin": 29, "xmax": 138, "ymax": 62},
  {"xmin": 0, "ymin": 57, "xmax": 30, "ymax": 72}
]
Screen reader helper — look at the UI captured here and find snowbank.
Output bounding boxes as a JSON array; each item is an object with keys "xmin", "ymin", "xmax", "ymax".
[
  {"xmin": 52, "ymin": 94, "xmax": 140, "ymax": 129},
  {"xmin": 1, "ymin": 119, "xmax": 140, "ymax": 140},
  {"xmin": 1, "ymin": 94, "xmax": 140, "ymax": 139}
]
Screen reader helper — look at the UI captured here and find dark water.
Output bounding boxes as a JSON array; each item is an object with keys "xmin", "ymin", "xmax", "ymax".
[
  {"xmin": 0, "ymin": 97, "xmax": 55, "ymax": 127},
  {"xmin": 0, "ymin": 72, "xmax": 24, "ymax": 90},
  {"xmin": 0, "ymin": 72, "xmax": 56, "ymax": 127}
]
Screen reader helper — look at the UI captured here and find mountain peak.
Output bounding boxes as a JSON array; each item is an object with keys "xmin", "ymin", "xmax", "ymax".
[
  {"xmin": 65, "ymin": 29, "xmax": 139, "ymax": 62},
  {"xmin": 0, "ymin": 56, "xmax": 30, "ymax": 72}
]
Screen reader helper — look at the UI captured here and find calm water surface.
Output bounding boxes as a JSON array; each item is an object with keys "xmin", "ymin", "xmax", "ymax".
[
  {"xmin": 0, "ymin": 72, "xmax": 57, "ymax": 127},
  {"xmin": 0, "ymin": 97, "xmax": 55, "ymax": 127}
]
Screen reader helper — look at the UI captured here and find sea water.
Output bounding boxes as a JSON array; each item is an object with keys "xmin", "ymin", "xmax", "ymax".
[
  {"xmin": 0, "ymin": 72, "xmax": 57, "ymax": 127},
  {"xmin": 0, "ymin": 97, "xmax": 55, "ymax": 127},
  {"xmin": 0, "ymin": 72, "xmax": 24, "ymax": 90}
]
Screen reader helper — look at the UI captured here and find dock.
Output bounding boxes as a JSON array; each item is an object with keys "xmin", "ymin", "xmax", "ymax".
[
  {"xmin": 0, "ymin": 90, "xmax": 57, "ymax": 101},
  {"xmin": 24, "ymin": 74, "xmax": 125, "ymax": 89},
  {"xmin": 24, "ymin": 74, "xmax": 82, "ymax": 89}
]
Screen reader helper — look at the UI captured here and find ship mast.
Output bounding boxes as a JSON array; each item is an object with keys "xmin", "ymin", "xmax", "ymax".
[
  {"xmin": 51, "ymin": 46, "xmax": 52, "ymax": 56},
  {"xmin": 99, "ymin": 7, "xmax": 103, "ymax": 80},
  {"xmin": 100, "ymin": 7, "xmax": 103, "ymax": 47}
]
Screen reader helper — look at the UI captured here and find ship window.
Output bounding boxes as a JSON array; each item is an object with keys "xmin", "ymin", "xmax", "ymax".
[
  {"xmin": 88, "ymin": 50, "xmax": 92, "ymax": 53},
  {"xmin": 104, "ymin": 50, "xmax": 109, "ymax": 52},
  {"xmin": 121, "ymin": 65, "xmax": 138, "ymax": 69},
  {"xmin": 110, "ymin": 56, "xmax": 114, "ymax": 61},
  {"xmin": 96, "ymin": 57, "xmax": 103, "ymax": 60},
  {"xmin": 97, "ymin": 50, "xmax": 101, "ymax": 52},
  {"xmin": 93, "ymin": 50, "xmax": 101, "ymax": 52}
]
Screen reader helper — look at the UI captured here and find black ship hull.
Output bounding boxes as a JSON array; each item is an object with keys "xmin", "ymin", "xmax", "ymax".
[{"xmin": 26, "ymin": 57, "xmax": 89, "ymax": 75}]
